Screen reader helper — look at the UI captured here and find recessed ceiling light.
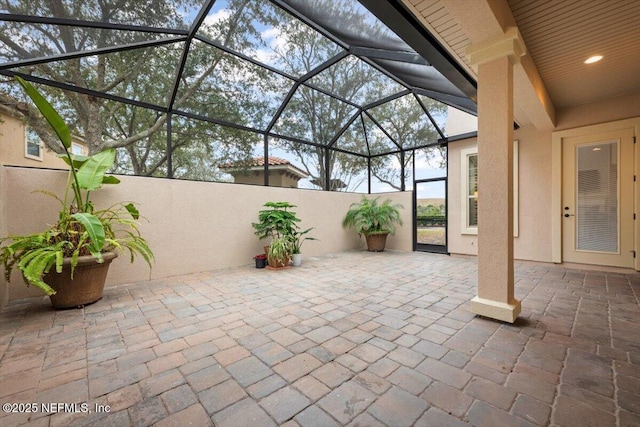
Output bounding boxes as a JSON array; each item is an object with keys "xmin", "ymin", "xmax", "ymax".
[{"xmin": 584, "ymin": 55, "xmax": 603, "ymax": 64}]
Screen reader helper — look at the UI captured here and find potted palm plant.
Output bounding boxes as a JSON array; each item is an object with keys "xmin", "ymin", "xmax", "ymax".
[
  {"xmin": 0, "ymin": 77, "xmax": 153, "ymax": 309},
  {"xmin": 342, "ymin": 196, "xmax": 403, "ymax": 252}
]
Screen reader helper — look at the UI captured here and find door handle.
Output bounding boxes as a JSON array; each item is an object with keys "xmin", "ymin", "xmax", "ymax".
[{"xmin": 564, "ymin": 213, "xmax": 574, "ymax": 217}]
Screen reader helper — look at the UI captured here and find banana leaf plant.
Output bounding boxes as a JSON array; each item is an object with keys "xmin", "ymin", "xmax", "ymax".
[{"xmin": 0, "ymin": 76, "xmax": 153, "ymax": 295}]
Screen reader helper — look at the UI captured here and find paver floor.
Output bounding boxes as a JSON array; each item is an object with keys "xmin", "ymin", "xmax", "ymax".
[{"xmin": 0, "ymin": 251, "xmax": 638, "ymax": 426}]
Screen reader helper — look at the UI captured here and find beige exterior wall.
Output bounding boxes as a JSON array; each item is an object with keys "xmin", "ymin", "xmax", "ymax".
[
  {"xmin": 448, "ymin": 93, "xmax": 639, "ymax": 265},
  {"xmin": 0, "ymin": 167, "xmax": 413, "ymax": 303},
  {"xmin": 0, "ymin": 109, "xmax": 71, "ymax": 169},
  {"xmin": 229, "ymin": 169, "xmax": 303, "ymax": 188}
]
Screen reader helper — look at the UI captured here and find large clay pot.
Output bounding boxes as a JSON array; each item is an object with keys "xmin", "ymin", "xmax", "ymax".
[
  {"xmin": 365, "ymin": 233, "xmax": 389, "ymax": 252},
  {"xmin": 45, "ymin": 252, "xmax": 117, "ymax": 309}
]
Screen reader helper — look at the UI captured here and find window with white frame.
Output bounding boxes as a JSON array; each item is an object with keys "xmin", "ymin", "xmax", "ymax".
[
  {"xmin": 461, "ymin": 141, "xmax": 519, "ymax": 236},
  {"xmin": 25, "ymin": 126, "xmax": 43, "ymax": 161},
  {"xmin": 71, "ymin": 142, "xmax": 85, "ymax": 155}
]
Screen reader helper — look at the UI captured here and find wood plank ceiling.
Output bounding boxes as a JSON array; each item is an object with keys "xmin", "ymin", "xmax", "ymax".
[{"xmin": 405, "ymin": 0, "xmax": 640, "ymax": 109}]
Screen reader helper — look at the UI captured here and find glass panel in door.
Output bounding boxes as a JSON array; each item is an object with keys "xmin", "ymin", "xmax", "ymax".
[{"xmin": 415, "ymin": 179, "xmax": 447, "ymax": 253}]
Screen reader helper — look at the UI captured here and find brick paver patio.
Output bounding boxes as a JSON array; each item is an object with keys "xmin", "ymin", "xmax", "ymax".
[{"xmin": 0, "ymin": 251, "xmax": 638, "ymax": 426}]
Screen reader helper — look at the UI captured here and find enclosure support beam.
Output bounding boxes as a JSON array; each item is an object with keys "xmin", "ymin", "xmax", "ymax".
[
  {"xmin": 468, "ymin": 28, "xmax": 524, "ymax": 323},
  {"xmin": 264, "ymin": 135, "xmax": 270, "ymax": 187},
  {"xmin": 167, "ymin": 113, "xmax": 173, "ymax": 179}
]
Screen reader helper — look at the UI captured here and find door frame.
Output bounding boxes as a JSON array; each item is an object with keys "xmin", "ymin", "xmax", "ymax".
[
  {"xmin": 414, "ymin": 177, "xmax": 449, "ymax": 254},
  {"xmin": 551, "ymin": 117, "xmax": 640, "ymax": 270}
]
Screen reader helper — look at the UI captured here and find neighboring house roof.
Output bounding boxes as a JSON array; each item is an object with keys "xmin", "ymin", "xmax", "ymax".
[{"xmin": 219, "ymin": 156, "xmax": 309, "ymax": 180}]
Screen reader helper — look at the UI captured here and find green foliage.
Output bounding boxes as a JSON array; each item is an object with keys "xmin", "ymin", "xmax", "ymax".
[
  {"xmin": 252, "ymin": 202, "xmax": 300, "ymax": 241},
  {"xmin": 290, "ymin": 228, "xmax": 318, "ymax": 254},
  {"xmin": 417, "ymin": 204, "xmax": 445, "ymax": 217},
  {"xmin": 342, "ymin": 196, "xmax": 403, "ymax": 237},
  {"xmin": 253, "ymin": 201, "xmax": 317, "ymax": 257},
  {"xmin": 0, "ymin": 78, "xmax": 154, "ymax": 296},
  {"xmin": 268, "ymin": 237, "xmax": 293, "ymax": 268}
]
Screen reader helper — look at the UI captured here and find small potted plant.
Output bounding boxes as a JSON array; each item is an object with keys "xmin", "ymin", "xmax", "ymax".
[
  {"xmin": 342, "ymin": 196, "xmax": 403, "ymax": 252},
  {"xmin": 290, "ymin": 228, "xmax": 317, "ymax": 266},
  {"xmin": 253, "ymin": 253, "xmax": 267, "ymax": 268},
  {"xmin": 267, "ymin": 237, "xmax": 292, "ymax": 269},
  {"xmin": 0, "ymin": 77, "xmax": 154, "ymax": 309}
]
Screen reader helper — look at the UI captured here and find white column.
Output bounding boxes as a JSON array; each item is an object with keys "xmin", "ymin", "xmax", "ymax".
[{"xmin": 467, "ymin": 28, "xmax": 525, "ymax": 323}]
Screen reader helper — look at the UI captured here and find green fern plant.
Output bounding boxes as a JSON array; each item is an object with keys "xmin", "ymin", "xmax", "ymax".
[
  {"xmin": 342, "ymin": 196, "xmax": 403, "ymax": 237},
  {"xmin": 0, "ymin": 76, "xmax": 153, "ymax": 295}
]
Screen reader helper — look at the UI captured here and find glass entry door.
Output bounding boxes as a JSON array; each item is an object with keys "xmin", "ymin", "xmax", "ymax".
[
  {"xmin": 561, "ymin": 128, "xmax": 634, "ymax": 268},
  {"xmin": 415, "ymin": 178, "xmax": 447, "ymax": 253}
]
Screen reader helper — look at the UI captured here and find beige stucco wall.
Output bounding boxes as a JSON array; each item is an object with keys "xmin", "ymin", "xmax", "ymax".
[
  {"xmin": 230, "ymin": 170, "xmax": 302, "ymax": 188},
  {"xmin": 447, "ymin": 137, "xmax": 479, "ymax": 256},
  {"xmin": 1, "ymin": 167, "xmax": 413, "ymax": 304},
  {"xmin": 0, "ymin": 109, "xmax": 71, "ymax": 169},
  {"xmin": 555, "ymin": 92, "xmax": 640, "ymax": 131},
  {"xmin": 448, "ymin": 93, "xmax": 639, "ymax": 263}
]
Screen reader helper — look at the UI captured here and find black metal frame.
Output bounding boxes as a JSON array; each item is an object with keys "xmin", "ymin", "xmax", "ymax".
[
  {"xmin": 0, "ymin": 0, "xmax": 479, "ymax": 193},
  {"xmin": 414, "ymin": 176, "xmax": 449, "ymax": 254}
]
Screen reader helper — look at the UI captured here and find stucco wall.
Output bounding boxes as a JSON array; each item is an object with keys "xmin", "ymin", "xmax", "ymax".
[
  {"xmin": 0, "ymin": 110, "xmax": 71, "ymax": 169},
  {"xmin": 447, "ymin": 137, "xmax": 479, "ymax": 256},
  {"xmin": 447, "ymin": 128, "xmax": 555, "ymax": 262},
  {"xmin": 1, "ymin": 167, "xmax": 412, "ymax": 303},
  {"xmin": 555, "ymin": 92, "xmax": 640, "ymax": 131},
  {"xmin": 232, "ymin": 170, "xmax": 301, "ymax": 188},
  {"xmin": 448, "ymin": 93, "xmax": 639, "ymax": 263}
]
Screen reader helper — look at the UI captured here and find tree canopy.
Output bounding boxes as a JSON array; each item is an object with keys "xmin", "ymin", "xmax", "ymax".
[{"xmin": 0, "ymin": 0, "xmax": 462, "ymax": 190}]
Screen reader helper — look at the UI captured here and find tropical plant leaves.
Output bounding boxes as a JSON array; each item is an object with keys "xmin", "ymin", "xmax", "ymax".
[
  {"xmin": 15, "ymin": 76, "xmax": 72, "ymax": 149},
  {"xmin": 71, "ymin": 212, "xmax": 105, "ymax": 255},
  {"xmin": 76, "ymin": 149, "xmax": 116, "ymax": 191}
]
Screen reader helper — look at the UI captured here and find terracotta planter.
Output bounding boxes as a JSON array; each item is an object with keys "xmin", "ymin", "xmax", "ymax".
[
  {"xmin": 45, "ymin": 252, "xmax": 117, "ymax": 309},
  {"xmin": 267, "ymin": 254, "xmax": 290, "ymax": 269},
  {"xmin": 365, "ymin": 233, "xmax": 389, "ymax": 252}
]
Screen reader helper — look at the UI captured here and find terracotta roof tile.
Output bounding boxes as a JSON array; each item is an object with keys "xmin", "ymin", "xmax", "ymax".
[{"xmin": 219, "ymin": 156, "xmax": 308, "ymax": 178}]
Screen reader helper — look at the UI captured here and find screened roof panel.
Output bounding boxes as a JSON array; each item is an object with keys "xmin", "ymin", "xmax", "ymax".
[
  {"xmin": 363, "ymin": 115, "xmax": 399, "ymax": 156},
  {"xmin": 368, "ymin": 94, "xmax": 441, "ymax": 149},
  {"xmin": 198, "ymin": 0, "xmax": 343, "ymax": 78},
  {"xmin": 416, "ymin": 95, "xmax": 448, "ymax": 134},
  {"xmin": 272, "ymin": 85, "xmax": 357, "ymax": 145},
  {"xmin": 280, "ymin": 0, "xmax": 412, "ymax": 52},
  {"xmin": 0, "ymin": 24, "xmax": 178, "ymax": 64},
  {"xmin": 333, "ymin": 116, "xmax": 369, "ymax": 156},
  {"xmin": 175, "ymin": 39, "xmax": 293, "ymax": 130},
  {"xmin": 12, "ymin": 42, "xmax": 183, "ymax": 108},
  {"xmin": 0, "ymin": 0, "xmax": 200, "ymax": 30},
  {"xmin": 370, "ymin": 59, "xmax": 464, "ymax": 98},
  {"xmin": 307, "ymin": 55, "xmax": 406, "ymax": 108}
]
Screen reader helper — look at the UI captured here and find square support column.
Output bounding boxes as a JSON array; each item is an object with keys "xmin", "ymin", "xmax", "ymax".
[{"xmin": 467, "ymin": 28, "xmax": 524, "ymax": 323}]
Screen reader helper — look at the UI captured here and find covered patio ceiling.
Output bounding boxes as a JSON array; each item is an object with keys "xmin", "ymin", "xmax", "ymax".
[{"xmin": 0, "ymin": 0, "xmax": 478, "ymax": 182}]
